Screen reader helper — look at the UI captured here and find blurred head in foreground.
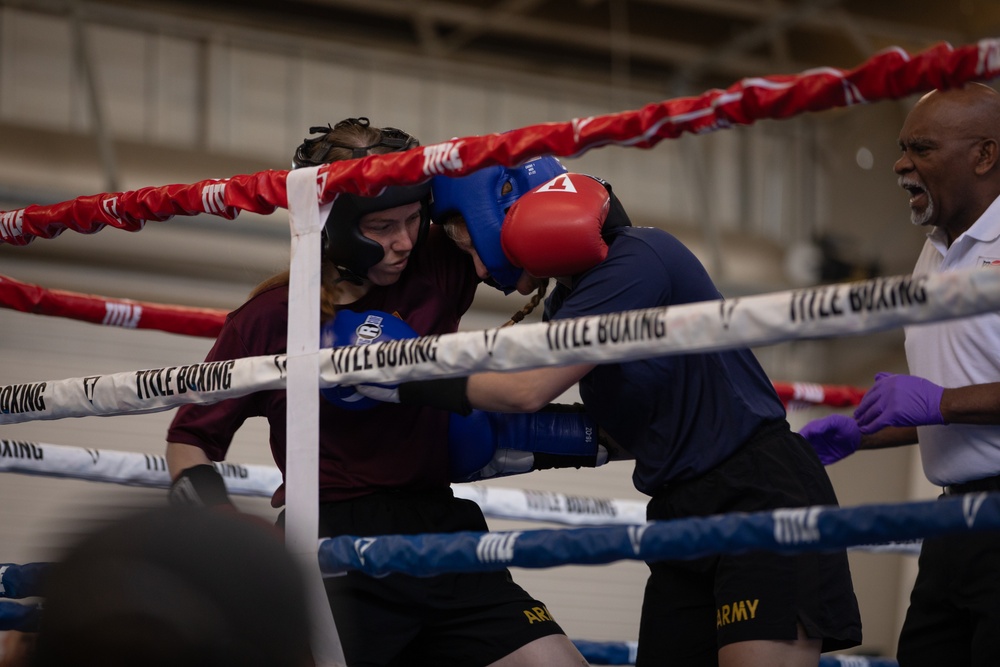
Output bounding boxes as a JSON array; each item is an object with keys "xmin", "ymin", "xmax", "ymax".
[{"xmin": 33, "ymin": 508, "xmax": 314, "ymax": 667}]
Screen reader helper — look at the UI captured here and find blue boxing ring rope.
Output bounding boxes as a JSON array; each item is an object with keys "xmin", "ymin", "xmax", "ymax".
[{"xmin": 3, "ymin": 490, "xmax": 991, "ymax": 665}]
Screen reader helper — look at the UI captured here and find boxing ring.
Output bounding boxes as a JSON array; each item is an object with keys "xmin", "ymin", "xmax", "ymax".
[{"xmin": 4, "ymin": 38, "xmax": 1000, "ymax": 666}]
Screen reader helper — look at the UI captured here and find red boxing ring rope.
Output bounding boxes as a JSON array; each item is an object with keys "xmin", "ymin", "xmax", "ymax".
[
  {"xmin": 0, "ymin": 274, "xmax": 227, "ymax": 338},
  {"xmin": 772, "ymin": 382, "xmax": 867, "ymax": 410},
  {"xmin": 2, "ymin": 40, "xmax": 999, "ymax": 247}
]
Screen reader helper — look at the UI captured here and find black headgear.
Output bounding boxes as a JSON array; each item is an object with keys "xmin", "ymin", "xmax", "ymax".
[{"xmin": 292, "ymin": 118, "xmax": 430, "ymax": 284}]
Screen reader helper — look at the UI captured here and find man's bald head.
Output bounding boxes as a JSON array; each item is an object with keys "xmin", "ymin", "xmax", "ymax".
[
  {"xmin": 895, "ymin": 83, "xmax": 1000, "ymax": 242},
  {"xmin": 911, "ymin": 83, "xmax": 1000, "ymax": 138}
]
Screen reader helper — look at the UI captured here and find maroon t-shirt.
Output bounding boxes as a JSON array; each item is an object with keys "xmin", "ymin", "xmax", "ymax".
[{"xmin": 166, "ymin": 226, "xmax": 479, "ymax": 506}]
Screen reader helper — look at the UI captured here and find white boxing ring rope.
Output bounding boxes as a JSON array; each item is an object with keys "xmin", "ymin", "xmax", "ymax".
[
  {"xmin": 5, "ymin": 38, "xmax": 1000, "ymax": 666},
  {"xmin": 0, "ymin": 438, "xmax": 648, "ymax": 526},
  {"xmin": 0, "ymin": 436, "xmax": 925, "ymax": 557},
  {"xmin": 2, "ymin": 268, "xmax": 998, "ymax": 424},
  {"xmin": 0, "ymin": 430, "xmax": 930, "ymax": 607},
  {"xmin": 0, "ymin": 271, "xmax": 871, "ymax": 411}
]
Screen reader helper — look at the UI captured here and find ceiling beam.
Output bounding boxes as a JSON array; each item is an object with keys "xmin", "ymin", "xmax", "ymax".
[
  {"xmin": 437, "ymin": 0, "xmax": 549, "ymax": 54},
  {"xmin": 4, "ymin": 0, "xmax": 972, "ymax": 94},
  {"xmin": 638, "ymin": 0, "xmax": 967, "ymax": 45},
  {"xmin": 299, "ymin": 0, "xmax": 968, "ymax": 82},
  {"xmin": 670, "ymin": 0, "xmax": 844, "ymax": 88},
  {"xmin": 299, "ymin": 0, "xmax": 811, "ymax": 78}
]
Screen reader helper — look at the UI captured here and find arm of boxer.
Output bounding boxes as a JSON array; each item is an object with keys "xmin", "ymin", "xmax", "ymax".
[
  {"xmin": 397, "ymin": 377, "xmax": 472, "ymax": 415},
  {"xmin": 465, "ymin": 364, "xmax": 594, "ymax": 413},
  {"xmin": 166, "ymin": 441, "xmax": 212, "ymax": 481},
  {"xmin": 501, "ymin": 174, "xmax": 611, "ymax": 278},
  {"xmin": 449, "ymin": 407, "xmax": 609, "ymax": 483},
  {"xmin": 357, "ymin": 363, "xmax": 592, "ymax": 414},
  {"xmin": 354, "ymin": 376, "xmax": 473, "ymax": 415}
]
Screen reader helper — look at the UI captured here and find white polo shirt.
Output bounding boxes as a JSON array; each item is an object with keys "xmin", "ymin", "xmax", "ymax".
[{"xmin": 904, "ymin": 194, "xmax": 1000, "ymax": 486}]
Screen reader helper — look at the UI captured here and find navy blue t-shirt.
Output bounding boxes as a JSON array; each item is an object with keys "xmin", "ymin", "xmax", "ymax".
[{"xmin": 546, "ymin": 226, "xmax": 785, "ymax": 495}]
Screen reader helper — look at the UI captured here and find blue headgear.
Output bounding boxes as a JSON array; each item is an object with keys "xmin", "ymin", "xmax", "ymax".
[{"xmin": 430, "ymin": 156, "xmax": 567, "ymax": 293}]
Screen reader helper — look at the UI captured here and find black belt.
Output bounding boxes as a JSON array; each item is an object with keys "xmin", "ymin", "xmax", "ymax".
[{"xmin": 943, "ymin": 473, "xmax": 1000, "ymax": 495}]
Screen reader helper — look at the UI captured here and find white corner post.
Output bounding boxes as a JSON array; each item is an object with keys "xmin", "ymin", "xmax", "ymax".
[{"xmin": 285, "ymin": 167, "xmax": 346, "ymax": 667}]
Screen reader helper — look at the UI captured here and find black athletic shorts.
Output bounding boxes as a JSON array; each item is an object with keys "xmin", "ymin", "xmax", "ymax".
[
  {"xmin": 895, "ymin": 499, "xmax": 1000, "ymax": 667},
  {"xmin": 309, "ymin": 487, "xmax": 565, "ymax": 667},
  {"xmin": 635, "ymin": 420, "xmax": 862, "ymax": 666}
]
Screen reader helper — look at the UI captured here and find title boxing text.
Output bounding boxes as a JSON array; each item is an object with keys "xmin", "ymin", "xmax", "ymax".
[
  {"xmin": 135, "ymin": 360, "xmax": 236, "ymax": 400},
  {"xmin": 546, "ymin": 311, "xmax": 668, "ymax": 351},
  {"xmin": 0, "ymin": 383, "xmax": 46, "ymax": 414},
  {"xmin": 329, "ymin": 336, "xmax": 439, "ymax": 375},
  {"xmin": 0, "ymin": 439, "xmax": 43, "ymax": 460},
  {"xmin": 789, "ymin": 275, "xmax": 928, "ymax": 323}
]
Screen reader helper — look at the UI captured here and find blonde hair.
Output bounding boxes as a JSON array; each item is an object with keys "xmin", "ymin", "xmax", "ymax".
[
  {"xmin": 500, "ymin": 280, "xmax": 548, "ymax": 327},
  {"xmin": 249, "ymin": 262, "xmax": 343, "ymax": 322},
  {"xmin": 443, "ymin": 215, "xmax": 548, "ymax": 328}
]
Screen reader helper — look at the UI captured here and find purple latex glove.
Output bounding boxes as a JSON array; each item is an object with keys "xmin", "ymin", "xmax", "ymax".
[
  {"xmin": 853, "ymin": 372, "xmax": 945, "ymax": 434},
  {"xmin": 799, "ymin": 415, "xmax": 861, "ymax": 465}
]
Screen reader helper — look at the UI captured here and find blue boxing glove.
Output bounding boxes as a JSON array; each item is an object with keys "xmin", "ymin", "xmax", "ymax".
[
  {"xmin": 321, "ymin": 310, "xmax": 417, "ymax": 410},
  {"xmin": 799, "ymin": 414, "xmax": 861, "ymax": 465},
  {"xmin": 854, "ymin": 372, "xmax": 946, "ymax": 434},
  {"xmin": 449, "ymin": 406, "xmax": 609, "ymax": 483}
]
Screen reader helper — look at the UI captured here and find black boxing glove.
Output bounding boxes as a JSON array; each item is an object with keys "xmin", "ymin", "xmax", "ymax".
[{"xmin": 168, "ymin": 464, "xmax": 234, "ymax": 509}]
